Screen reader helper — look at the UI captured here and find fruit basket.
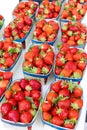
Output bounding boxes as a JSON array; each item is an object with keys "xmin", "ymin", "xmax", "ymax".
[
  {"xmin": 0, "ymin": 38, "xmax": 22, "ymax": 72},
  {"xmin": 35, "ymin": 0, "xmax": 62, "ymax": 21},
  {"xmin": 0, "ymin": 71, "xmax": 13, "ymax": 101},
  {"xmin": 1, "ymin": 78, "xmax": 42, "ymax": 127},
  {"xmin": 23, "ymin": 43, "xmax": 55, "ymax": 84},
  {"xmin": 32, "ymin": 19, "xmax": 59, "ymax": 45},
  {"xmin": 4, "ymin": 16, "xmax": 33, "ymax": 43},
  {"xmin": 53, "ymin": 44, "xmax": 87, "ymax": 82},
  {"xmin": 13, "ymin": 1, "xmax": 39, "ymax": 19},
  {"xmin": 60, "ymin": 1, "xmax": 86, "ymax": 22},
  {"xmin": 41, "ymin": 80, "xmax": 83, "ymax": 130},
  {"xmin": 61, "ymin": 21, "xmax": 87, "ymax": 48}
]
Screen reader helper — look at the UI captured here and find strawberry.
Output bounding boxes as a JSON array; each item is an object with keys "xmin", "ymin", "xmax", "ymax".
[
  {"xmin": 1, "ymin": 103, "xmax": 12, "ymax": 115},
  {"xmin": 42, "ymin": 101, "xmax": 52, "ymax": 112},
  {"xmin": 50, "ymin": 81, "xmax": 61, "ymax": 93},
  {"xmin": 42, "ymin": 112, "xmax": 52, "ymax": 122},
  {"xmin": 14, "ymin": 91, "xmax": 25, "ymax": 101},
  {"xmin": 46, "ymin": 91, "xmax": 57, "ymax": 103},
  {"xmin": 29, "ymin": 79, "xmax": 41, "ymax": 91},
  {"xmin": 56, "ymin": 57, "xmax": 66, "ymax": 66},
  {"xmin": 68, "ymin": 108, "xmax": 79, "ymax": 120},
  {"xmin": 30, "ymin": 90, "xmax": 41, "ymax": 100},
  {"xmin": 56, "ymin": 108, "xmax": 68, "ymax": 120},
  {"xmin": 52, "ymin": 116, "xmax": 64, "ymax": 126},
  {"xmin": 5, "ymin": 90, "xmax": 12, "ymax": 99},
  {"xmin": 18, "ymin": 99, "xmax": 31, "ymax": 112},
  {"xmin": 77, "ymin": 61, "xmax": 86, "ymax": 71},
  {"xmin": 71, "ymin": 99, "xmax": 83, "ymax": 110},
  {"xmin": 5, "ymin": 58, "xmax": 14, "ymax": 67},
  {"xmin": 58, "ymin": 99, "xmax": 70, "ymax": 109},
  {"xmin": 19, "ymin": 79, "xmax": 29, "ymax": 90},
  {"xmin": 8, "ymin": 110, "xmax": 20, "ymax": 122},
  {"xmin": 73, "ymin": 87, "xmax": 83, "ymax": 98},
  {"xmin": 20, "ymin": 111, "xmax": 32, "ymax": 123},
  {"xmin": 34, "ymin": 57, "xmax": 44, "ymax": 68},
  {"xmin": 64, "ymin": 119, "xmax": 76, "ymax": 129},
  {"xmin": 59, "ymin": 89, "xmax": 70, "ymax": 97}
]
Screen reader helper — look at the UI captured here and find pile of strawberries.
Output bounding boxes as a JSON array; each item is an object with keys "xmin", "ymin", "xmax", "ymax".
[
  {"xmin": 0, "ymin": 38, "xmax": 22, "ymax": 70},
  {"xmin": 13, "ymin": 1, "xmax": 38, "ymax": 18},
  {"xmin": 61, "ymin": 1, "xmax": 86, "ymax": 21},
  {"xmin": 36, "ymin": 0, "xmax": 61, "ymax": 20},
  {"xmin": 54, "ymin": 44, "xmax": 87, "ymax": 80},
  {"xmin": 42, "ymin": 80, "xmax": 83, "ymax": 129},
  {"xmin": 1, "ymin": 78, "xmax": 41, "ymax": 124},
  {"xmin": 4, "ymin": 16, "xmax": 32, "ymax": 41},
  {"xmin": 33, "ymin": 19, "xmax": 59, "ymax": 43},
  {"xmin": 61, "ymin": 21, "xmax": 86, "ymax": 47},
  {"xmin": 23, "ymin": 43, "xmax": 54, "ymax": 75}
]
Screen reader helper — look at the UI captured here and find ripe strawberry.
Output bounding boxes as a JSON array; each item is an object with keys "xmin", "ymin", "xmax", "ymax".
[
  {"xmin": 34, "ymin": 57, "xmax": 44, "ymax": 68},
  {"xmin": 14, "ymin": 91, "xmax": 25, "ymax": 101},
  {"xmin": 57, "ymin": 108, "xmax": 68, "ymax": 120},
  {"xmin": 46, "ymin": 91, "xmax": 58, "ymax": 103},
  {"xmin": 8, "ymin": 110, "xmax": 20, "ymax": 122},
  {"xmin": 59, "ymin": 89, "xmax": 70, "ymax": 97},
  {"xmin": 68, "ymin": 108, "xmax": 79, "ymax": 120},
  {"xmin": 52, "ymin": 116, "xmax": 64, "ymax": 126},
  {"xmin": 71, "ymin": 99, "xmax": 83, "ymax": 110},
  {"xmin": 20, "ymin": 111, "xmax": 32, "ymax": 123},
  {"xmin": 42, "ymin": 101, "xmax": 52, "ymax": 112},
  {"xmin": 73, "ymin": 86, "xmax": 83, "ymax": 98},
  {"xmin": 42, "ymin": 112, "xmax": 51, "ymax": 122},
  {"xmin": 29, "ymin": 79, "xmax": 41, "ymax": 91},
  {"xmin": 58, "ymin": 99, "xmax": 70, "ymax": 109},
  {"xmin": 1, "ymin": 103, "xmax": 12, "ymax": 115},
  {"xmin": 18, "ymin": 99, "xmax": 31, "ymax": 112},
  {"xmin": 30, "ymin": 90, "xmax": 41, "ymax": 100},
  {"xmin": 50, "ymin": 81, "xmax": 61, "ymax": 93},
  {"xmin": 64, "ymin": 119, "xmax": 75, "ymax": 129},
  {"xmin": 19, "ymin": 79, "xmax": 29, "ymax": 90}
]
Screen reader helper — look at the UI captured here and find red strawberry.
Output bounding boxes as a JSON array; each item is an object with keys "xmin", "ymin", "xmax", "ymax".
[
  {"xmin": 20, "ymin": 111, "xmax": 32, "ymax": 123},
  {"xmin": 1, "ymin": 103, "xmax": 12, "ymax": 115},
  {"xmin": 19, "ymin": 79, "xmax": 29, "ymax": 90},
  {"xmin": 57, "ymin": 108, "xmax": 68, "ymax": 120},
  {"xmin": 8, "ymin": 110, "xmax": 20, "ymax": 122},
  {"xmin": 68, "ymin": 108, "xmax": 79, "ymax": 120},
  {"xmin": 42, "ymin": 101, "xmax": 52, "ymax": 112},
  {"xmin": 50, "ymin": 81, "xmax": 61, "ymax": 93},
  {"xmin": 34, "ymin": 57, "xmax": 44, "ymax": 68},
  {"xmin": 73, "ymin": 87, "xmax": 83, "ymax": 98},
  {"xmin": 58, "ymin": 99, "xmax": 70, "ymax": 109},
  {"xmin": 3, "ymin": 72, "xmax": 13, "ymax": 80},
  {"xmin": 52, "ymin": 116, "xmax": 64, "ymax": 126},
  {"xmin": 59, "ymin": 89, "xmax": 70, "ymax": 97},
  {"xmin": 18, "ymin": 99, "xmax": 31, "ymax": 112},
  {"xmin": 30, "ymin": 90, "xmax": 41, "ymax": 100},
  {"xmin": 29, "ymin": 79, "xmax": 41, "ymax": 91},
  {"xmin": 14, "ymin": 91, "xmax": 25, "ymax": 101}
]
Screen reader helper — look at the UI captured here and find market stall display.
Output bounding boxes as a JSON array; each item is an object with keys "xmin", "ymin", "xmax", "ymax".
[{"xmin": 0, "ymin": 0, "xmax": 87, "ymax": 130}]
